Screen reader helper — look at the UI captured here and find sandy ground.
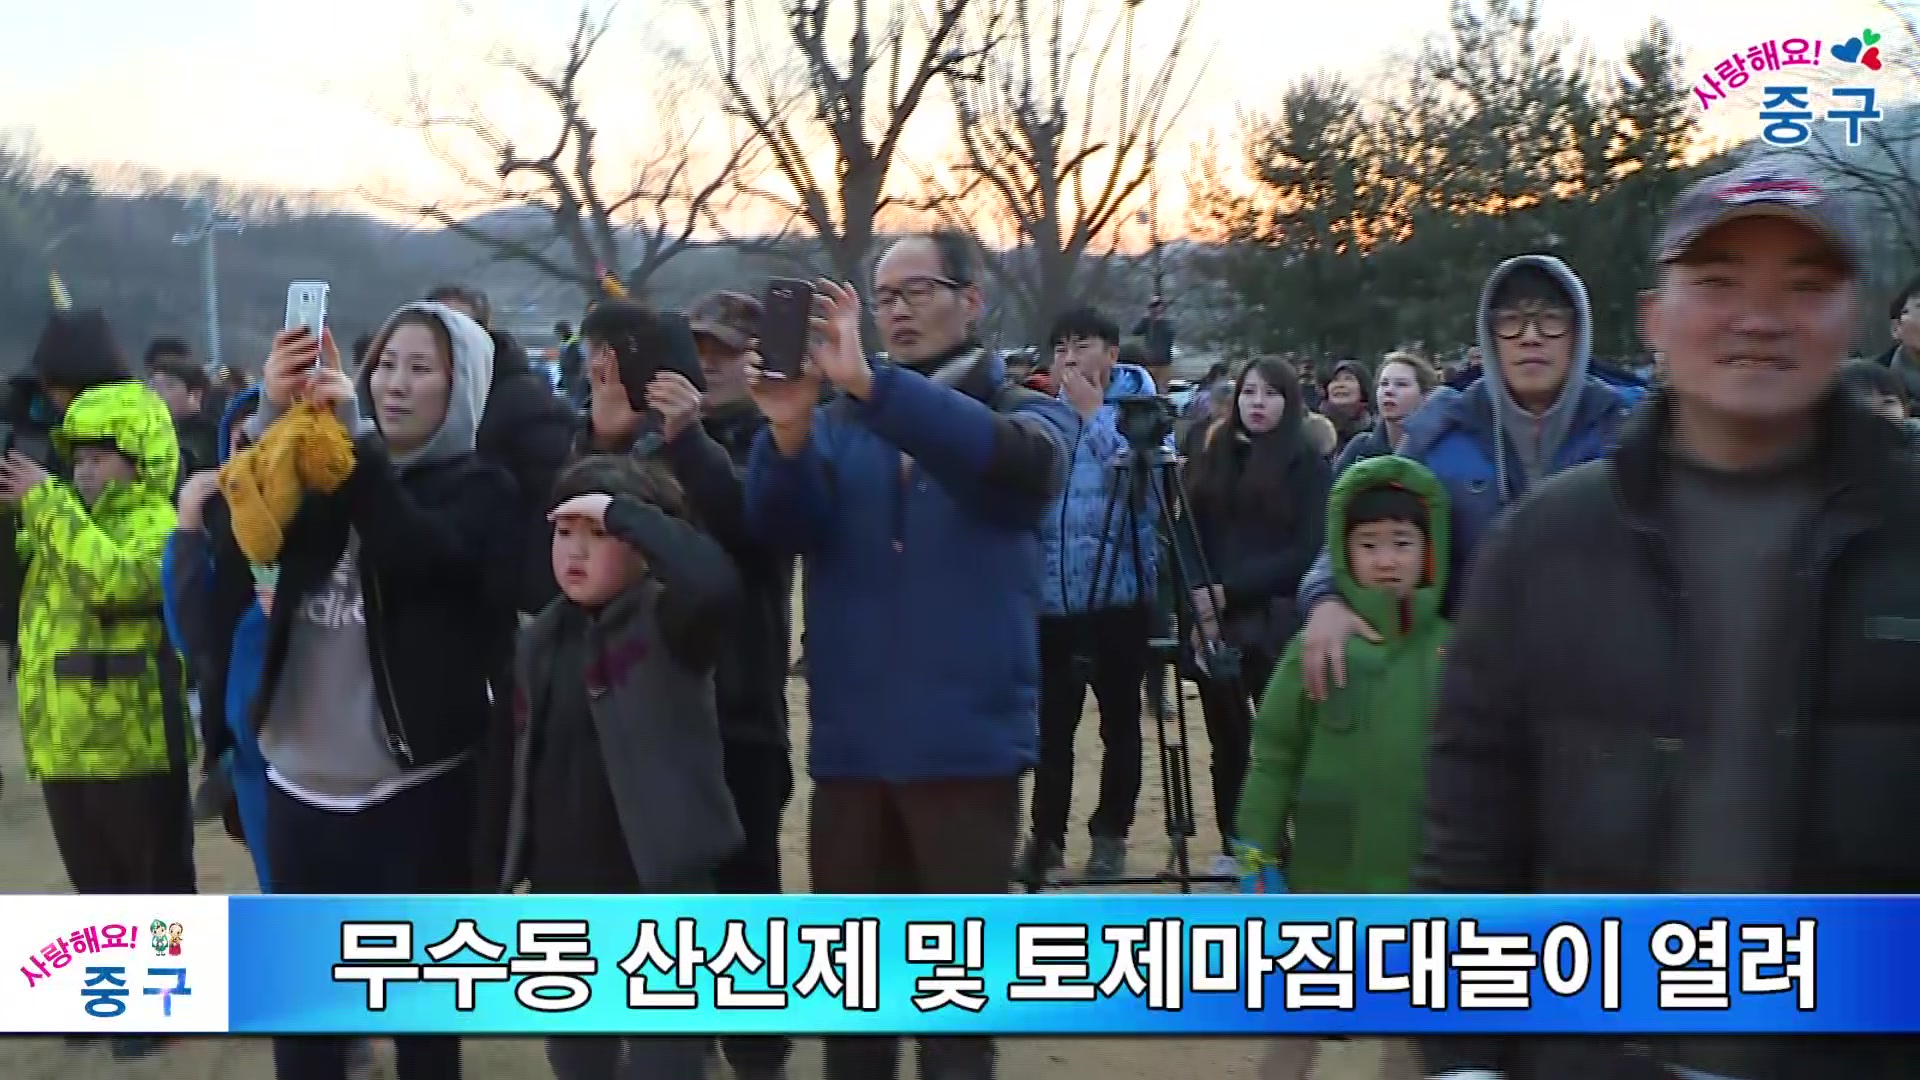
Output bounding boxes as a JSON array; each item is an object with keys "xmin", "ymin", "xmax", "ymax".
[{"xmin": 0, "ymin": 649, "xmax": 1381, "ymax": 1080}]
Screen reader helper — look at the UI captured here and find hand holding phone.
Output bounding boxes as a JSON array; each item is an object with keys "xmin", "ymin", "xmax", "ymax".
[
  {"xmin": 757, "ymin": 278, "xmax": 815, "ymax": 380},
  {"xmin": 284, "ymin": 282, "xmax": 330, "ymax": 371},
  {"xmin": 616, "ymin": 311, "xmax": 706, "ymax": 407}
]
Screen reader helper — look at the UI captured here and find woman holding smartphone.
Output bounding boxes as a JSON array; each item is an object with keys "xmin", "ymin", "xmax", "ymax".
[{"xmin": 193, "ymin": 304, "xmax": 518, "ymax": 1080}]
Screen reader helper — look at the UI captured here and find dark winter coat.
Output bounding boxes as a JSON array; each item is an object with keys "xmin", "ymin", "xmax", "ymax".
[{"xmin": 1418, "ymin": 386, "xmax": 1920, "ymax": 1080}]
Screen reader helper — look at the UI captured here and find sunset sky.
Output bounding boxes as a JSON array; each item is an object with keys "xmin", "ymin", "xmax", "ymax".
[{"xmin": 1, "ymin": 0, "xmax": 1900, "ymax": 230}]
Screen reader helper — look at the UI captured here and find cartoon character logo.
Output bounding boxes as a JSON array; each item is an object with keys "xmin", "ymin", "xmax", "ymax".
[
  {"xmin": 168, "ymin": 923, "xmax": 184, "ymax": 957},
  {"xmin": 150, "ymin": 921, "xmax": 172, "ymax": 956}
]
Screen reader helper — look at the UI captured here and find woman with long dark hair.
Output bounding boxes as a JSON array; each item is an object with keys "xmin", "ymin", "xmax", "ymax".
[{"xmin": 1185, "ymin": 356, "xmax": 1331, "ymax": 870}]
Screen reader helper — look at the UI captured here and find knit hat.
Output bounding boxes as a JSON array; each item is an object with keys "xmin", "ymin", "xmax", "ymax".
[{"xmin": 31, "ymin": 310, "xmax": 133, "ymax": 393}]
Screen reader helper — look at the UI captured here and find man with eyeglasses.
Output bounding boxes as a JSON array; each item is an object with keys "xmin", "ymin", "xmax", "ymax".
[
  {"xmin": 745, "ymin": 229, "xmax": 1072, "ymax": 1080},
  {"xmin": 1287, "ymin": 255, "xmax": 1643, "ymax": 703},
  {"xmin": 1419, "ymin": 153, "xmax": 1920, "ymax": 1080}
]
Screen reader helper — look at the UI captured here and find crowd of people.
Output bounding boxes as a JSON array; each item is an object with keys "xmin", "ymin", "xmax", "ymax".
[{"xmin": 0, "ymin": 150, "xmax": 1916, "ymax": 1080}]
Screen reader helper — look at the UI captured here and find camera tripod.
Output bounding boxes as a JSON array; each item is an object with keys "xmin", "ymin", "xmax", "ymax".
[{"xmin": 1018, "ymin": 433, "xmax": 1252, "ymax": 894}]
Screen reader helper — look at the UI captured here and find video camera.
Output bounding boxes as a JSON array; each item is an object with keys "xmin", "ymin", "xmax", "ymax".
[{"xmin": 1113, "ymin": 393, "xmax": 1174, "ymax": 450}]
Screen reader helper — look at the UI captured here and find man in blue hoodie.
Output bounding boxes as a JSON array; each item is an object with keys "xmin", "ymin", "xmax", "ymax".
[
  {"xmin": 746, "ymin": 230, "xmax": 1072, "ymax": 1080},
  {"xmin": 1024, "ymin": 305, "xmax": 1161, "ymax": 884},
  {"xmin": 1292, "ymin": 254, "xmax": 1644, "ymax": 701}
]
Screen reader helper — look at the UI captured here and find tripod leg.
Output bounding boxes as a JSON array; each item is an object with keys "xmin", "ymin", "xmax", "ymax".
[
  {"xmin": 1142, "ymin": 456, "xmax": 1228, "ymax": 892},
  {"xmin": 1162, "ymin": 671, "xmax": 1198, "ymax": 892}
]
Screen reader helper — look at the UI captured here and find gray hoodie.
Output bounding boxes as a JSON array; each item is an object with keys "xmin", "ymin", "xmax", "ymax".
[
  {"xmin": 249, "ymin": 302, "xmax": 496, "ymax": 803},
  {"xmin": 1474, "ymin": 254, "xmax": 1593, "ymax": 504},
  {"xmin": 1295, "ymin": 255, "xmax": 1596, "ymax": 619}
]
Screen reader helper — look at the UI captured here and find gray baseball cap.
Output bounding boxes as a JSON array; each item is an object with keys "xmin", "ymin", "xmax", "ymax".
[{"xmin": 1656, "ymin": 155, "xmax": 1864, "ymax": 274}]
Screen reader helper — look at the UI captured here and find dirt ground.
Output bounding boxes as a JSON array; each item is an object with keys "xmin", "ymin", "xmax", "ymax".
[{"xmin": 0, "ymin": 648, "xmax": 1380, "ymax": 1079}]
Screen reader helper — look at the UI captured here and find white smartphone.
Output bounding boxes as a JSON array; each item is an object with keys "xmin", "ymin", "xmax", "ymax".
[{"xmin": 284, "ymin": 281, "xmax": 329, "ymax": 340}]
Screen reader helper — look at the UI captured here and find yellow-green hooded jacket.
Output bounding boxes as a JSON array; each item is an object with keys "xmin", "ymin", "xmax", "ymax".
[{"xmin": 15, "ymin": 381, "xmax": 191, "ymax": 780}]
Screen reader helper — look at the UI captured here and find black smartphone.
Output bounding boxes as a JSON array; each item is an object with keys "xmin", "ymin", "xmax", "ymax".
[
  {"xmin": 617, "ymin": 311, "xmax": 709, "ymax": 406},
  {"xmin": 758, "ymin": 278, "xmax": 815, "ymax": 379}
]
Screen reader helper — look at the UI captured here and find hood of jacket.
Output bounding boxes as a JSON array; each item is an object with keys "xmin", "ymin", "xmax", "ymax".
[
  {"xmin": 1328, "ymin": 454, "xmax": 1450, "ymax": 644},
  {"xmin": 1475, "ymin": 254, "xmax": 1593, "ymax": 502},
  {"xmin": 1102, "ymin": 362, "xmax": 1156, "ymax": 402},
  {"xmin": 217, "ymin": 385, "xmax": 262, "ymax": 466},
  {"xmin": 53, "ymin": 381, "xmax": 180, "ymax": 512},
  {"xmin": 356, "ymin": 301, "xmax": 495, "ymax": 470},
  {"xmin": 489, "ymin": 329, "xmax": 533, "ymax": 381},
  {"xmin": 1043, "ymin": 361, "xmax": 1154, "ymax": 409}
]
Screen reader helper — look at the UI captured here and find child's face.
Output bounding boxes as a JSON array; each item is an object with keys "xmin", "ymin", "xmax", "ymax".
[
  {"xmin": 1347, "ymin": 519, "xmax": 1426, "ymax": 596},
  {"xmin": 551, "ymin": 513, "xmax": 644, "ymax": 608},
  {"xmin": 72, "ymin": 444, "xmax": 136, "ymax": 505}
]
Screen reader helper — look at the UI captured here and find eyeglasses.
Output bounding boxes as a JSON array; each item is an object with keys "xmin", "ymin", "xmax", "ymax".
[
  {"xmin": 1491, "ymin": 307, "xmax": 1573, "ymax": 341},
  {"xmin": 874, "ymin": 276, "xmax": 963, "ymax": 310}
]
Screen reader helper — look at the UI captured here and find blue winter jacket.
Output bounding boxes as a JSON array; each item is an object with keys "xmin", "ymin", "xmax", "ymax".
[
  {"xmin": 746, "ymin": 350, "xmax": 1074, "ymax": 780},
  {"xmin": 162, "ymin": 386, "xmax": 273, "ymax": 889},
  {"xmin": 1039, "ymin": 363, "xmax": 1165, "ymax": 616},
  {"xmin": 1298, "ymin": 375, "xmax": 1639, "ymax": 617}
]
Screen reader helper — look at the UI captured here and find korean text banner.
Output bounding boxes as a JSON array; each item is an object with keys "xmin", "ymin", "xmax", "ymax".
[
  {"xmin": 225, "ymin": 895, "xmax": 1898, "ymax": 1035},
  {"xmin": 5, "ymin": 895, "xmax": 1916, "ymax": 1035}
]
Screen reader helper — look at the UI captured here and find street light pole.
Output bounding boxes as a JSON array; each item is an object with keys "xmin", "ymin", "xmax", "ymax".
[
  {"xmin": 1121, "ymin": 0, "xmax": 1162, "ymax": 297},
  {"xmin": 171, "ymin": 196, "xmax": 244, "ymax": 371},
  {"xmin": 1148, "ymin": 143, "xmax": 1163, "ymax": 296}
]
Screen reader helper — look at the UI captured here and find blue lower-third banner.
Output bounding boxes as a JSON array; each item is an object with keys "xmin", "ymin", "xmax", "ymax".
[{"xmin": 4, "ymin": 895, "xmax": 1916, "ymax": 1034}]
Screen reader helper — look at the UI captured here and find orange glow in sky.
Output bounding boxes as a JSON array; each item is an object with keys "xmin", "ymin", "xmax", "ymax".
[{"xmin": 0, "ymin": 0, "xmax": 1900, "ymax": 244}]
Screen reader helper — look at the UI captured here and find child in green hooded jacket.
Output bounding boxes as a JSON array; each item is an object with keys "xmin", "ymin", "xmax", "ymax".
[
  {"xmin": 1235, "ymin": 455, "xmax": 1447, "ymax": 1080},
  {"xmin": 1235, "ymin": 453, "xmax": 1450, "ymax": 889}
]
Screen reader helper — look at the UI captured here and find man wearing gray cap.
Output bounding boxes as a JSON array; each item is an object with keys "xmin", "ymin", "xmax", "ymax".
[
  {"xmin": 680, "ymin": 289, "xmax": 793, "ymax": 1080},
  {"xmin": 1416, "ymin": 156, "xmax": 1920, "ymax": 1080}
]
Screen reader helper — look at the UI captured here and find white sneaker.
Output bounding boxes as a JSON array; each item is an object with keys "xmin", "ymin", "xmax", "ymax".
[{"xmin": 1208, "ymin": 854, "xmax": 1239, "ymax": 878}]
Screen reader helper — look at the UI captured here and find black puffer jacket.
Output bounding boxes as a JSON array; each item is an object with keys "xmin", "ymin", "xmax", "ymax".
[
  {"xmin": 677, "ymin": 400, "xmax": 792, "ymax": 748},
  {"xmin": 204, "ymin": 436, "xmax": 522, "ymax": 772},
  {"xmin": 1186, "ymin": 394, "xmax": 1332, "ymax": 660},
  {"xmin": 477, "ymin": 330, "xmax": 577, "ymax": 615},
  {"xmin": 1419, "ymin": 387, "xmax": 1920, "ymax": 1080}
]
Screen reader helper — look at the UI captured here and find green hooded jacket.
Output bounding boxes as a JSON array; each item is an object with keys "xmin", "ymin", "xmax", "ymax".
[
  {"xmin": 15, "ymin": 381, "xmax": 190, "ymax": 780},
  {"xmin": 1235, "ymin": 454, "xmax": 1451, "ymax": 893}
]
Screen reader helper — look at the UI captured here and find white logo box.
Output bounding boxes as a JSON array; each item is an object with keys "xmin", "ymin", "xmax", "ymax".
[{"xmin": 0, "ymin": 895, "xmax": 229, "ymax": 1033}]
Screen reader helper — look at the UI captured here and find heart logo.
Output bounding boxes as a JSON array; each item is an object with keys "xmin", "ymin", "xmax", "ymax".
[
  {"xmin": 1865, "ymin": 46, "xmax": 1884, "ymax": 70},
  {"xmin": 1865, "ymin": 29, "xmax": 1882, "ymax": 46},
  {"xmin": 1833, "ymin": 37, "xmax": 1864, "ymax": 63}
]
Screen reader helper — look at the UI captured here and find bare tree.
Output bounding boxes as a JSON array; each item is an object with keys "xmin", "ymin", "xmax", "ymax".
[
  {"xmin": 369, "ymin": 10, "xmax": 760, "ymax": 300},
  {"xmin": 1799, "ymin": 111, "xmax": 1920, "ymax": 272},
  {"xmin": 921, "ymin": 0, "xmax": 1204, "ymax": 342},
  {"xmin": 697, "ymin": 0, "xmax": 999, "ymax": 292}
]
